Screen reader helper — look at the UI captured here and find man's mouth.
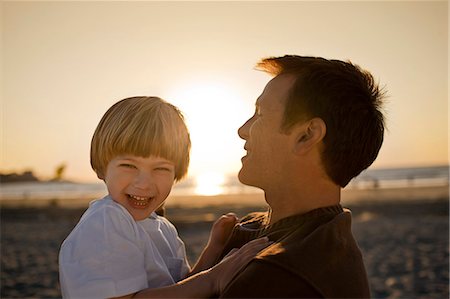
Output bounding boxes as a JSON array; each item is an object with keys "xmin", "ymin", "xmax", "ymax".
[
  {"xmin": 127, "ymin": 194, "xmax": 152, "ymax": 208},
  {"xmin": 243, "ymin": 144, "xmax": 251, "ymax": 155},
  {"xmin": 242, "ymin": 147, "xmax": 250, "ymax": 159}
]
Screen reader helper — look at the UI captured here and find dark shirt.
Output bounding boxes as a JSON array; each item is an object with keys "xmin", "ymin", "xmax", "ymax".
[{"xmin": 219, "ymin": 205, "xmax": 370, "ymax": 298}]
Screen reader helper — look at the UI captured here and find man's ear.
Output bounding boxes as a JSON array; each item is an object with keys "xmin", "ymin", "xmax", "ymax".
[{"xmin": 293, "ymin": 118, "xmax": 326, "ymax": 155}]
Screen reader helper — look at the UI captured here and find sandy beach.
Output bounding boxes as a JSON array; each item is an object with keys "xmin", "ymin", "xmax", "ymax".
[{"xmin": 1, "ymin": 185, "xmax": 448, "ymax": 298}]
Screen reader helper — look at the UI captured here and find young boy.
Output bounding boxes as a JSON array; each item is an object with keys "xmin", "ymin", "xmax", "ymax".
[{"xmin": 58, "ymin": 96, "xmax": 268, "ymax": 298}]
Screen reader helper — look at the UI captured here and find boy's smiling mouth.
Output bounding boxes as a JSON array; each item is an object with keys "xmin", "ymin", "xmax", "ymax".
[{"xmin": 127, "ymin": 194, "xmax": 152, "ymax": 208}]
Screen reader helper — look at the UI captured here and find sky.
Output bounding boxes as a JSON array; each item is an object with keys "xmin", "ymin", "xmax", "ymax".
[{"xmin": 1, "ymin": 1, "xmax": 448, "ymax": 183}]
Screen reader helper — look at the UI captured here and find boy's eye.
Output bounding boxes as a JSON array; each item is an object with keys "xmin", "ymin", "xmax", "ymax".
[
  {"xmin": 119, "ymin": 163, "xmax": 136, "ymax": 169},
  {"xmin": 155, "ymin": 167, "xmax": 173, "ymax": 172}
]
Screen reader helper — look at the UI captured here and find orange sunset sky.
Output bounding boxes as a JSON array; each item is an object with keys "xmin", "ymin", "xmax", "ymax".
[{"xmin": 1, "ymin": 1, "xmax": 448, "ymax": 183}]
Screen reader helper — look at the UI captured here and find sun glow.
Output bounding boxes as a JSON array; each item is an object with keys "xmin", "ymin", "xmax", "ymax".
[
  {"xmin": 195, "ymin": 171, "xmax": 226, "ymax": 196},
  {"xmin": 167, "ymin": 80, "xmax": 252, "ymax": 191}
]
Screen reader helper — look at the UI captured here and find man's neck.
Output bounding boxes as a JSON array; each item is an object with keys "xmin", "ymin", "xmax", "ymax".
[{"xmin": 265, "ymin": 183, "xmax": 341, "ymax": 225}]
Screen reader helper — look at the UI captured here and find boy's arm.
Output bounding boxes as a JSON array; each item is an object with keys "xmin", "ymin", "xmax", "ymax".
[
  {"xmin": 110, "ymin": 271, "xmax": 213, "ymax": 299},
  {"xmin": 109, "ymin": 237, "xmax": 270, "ymax": 299},
  {"xmin": 189, "ymin": 213, "xmax": 238, "ymax": 275}
]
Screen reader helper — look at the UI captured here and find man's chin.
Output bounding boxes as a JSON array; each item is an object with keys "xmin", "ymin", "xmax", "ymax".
[
  {"xmin": 237, "ymin": 169, "xmax": 247, "ymax": 184},
  {"xmin": 238, "ymin": 170, "xmax": 259, "ymax": 188}
]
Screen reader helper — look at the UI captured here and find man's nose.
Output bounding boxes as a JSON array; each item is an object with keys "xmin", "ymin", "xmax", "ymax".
[{"xmin": 238, "ymin": 118, "xmax": 251, "ymax": 140}]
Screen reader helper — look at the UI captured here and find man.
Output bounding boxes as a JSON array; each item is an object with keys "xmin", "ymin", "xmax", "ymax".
[{"xmin": 219, "ymin": 55, "xmax": 385, "ymax": 298}]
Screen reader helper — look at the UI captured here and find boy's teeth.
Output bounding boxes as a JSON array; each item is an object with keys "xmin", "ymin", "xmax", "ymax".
[
  {"xmin": 128, "ymin": 194, "xmax": 152, "ymax": 206},
  {"xmin": 129, "ymin": 195, "xmax": 148, "ymax": 201}
]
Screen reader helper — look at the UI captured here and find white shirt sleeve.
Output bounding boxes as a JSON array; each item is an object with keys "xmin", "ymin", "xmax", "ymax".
[
  {"xmin": 59, "ymin": 203, "xmax": 148, "ymax": 298},
  {"xmin": 155, "ymin": 216, "xmax": 191, "ymax": 280}
]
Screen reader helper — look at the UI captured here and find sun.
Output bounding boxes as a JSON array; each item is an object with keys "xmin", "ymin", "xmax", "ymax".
[
  {"xmin": 166, "ymin": 80, "xmax": 252, "ymax": 194},
  {"xmin": 195, "ymin": 171, "xmax": 226, "ymax": 196}
]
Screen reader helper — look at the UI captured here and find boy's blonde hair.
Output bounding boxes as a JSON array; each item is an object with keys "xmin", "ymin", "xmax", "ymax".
[{"xmin": 90, "ymin": 96, "xmax": 190, "ymax": 181}]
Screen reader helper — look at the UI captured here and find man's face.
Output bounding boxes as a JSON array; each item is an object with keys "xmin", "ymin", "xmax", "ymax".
[{"xmin": 238, "ymin": 75, "xmax": 297, "ymax": 190}]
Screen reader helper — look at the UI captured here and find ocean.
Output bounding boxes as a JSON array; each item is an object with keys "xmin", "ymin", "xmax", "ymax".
[{"xmin": 0, "ymin": 165, "xmax": 448, "ymax": 203}]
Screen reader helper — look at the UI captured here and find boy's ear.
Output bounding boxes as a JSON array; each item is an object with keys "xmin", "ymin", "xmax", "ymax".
[{"xmin": 293, "ymin": 118, "xmax": 326, "ymax": 155}]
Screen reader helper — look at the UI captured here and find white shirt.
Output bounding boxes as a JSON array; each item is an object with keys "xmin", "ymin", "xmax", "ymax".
[{"xmin": 59, "ymin": 196, "xmax": 190, "ymax": 298}]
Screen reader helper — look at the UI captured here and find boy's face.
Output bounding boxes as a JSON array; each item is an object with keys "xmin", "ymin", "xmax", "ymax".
[{"xmin": 104, "ymin": 155, "xmax": 175, "ymax": 221}]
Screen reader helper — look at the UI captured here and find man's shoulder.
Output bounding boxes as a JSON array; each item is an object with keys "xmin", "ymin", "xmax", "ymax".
[
  {"xmin": 259, "ymin": 210, "xmax": 360, "ymax": 263},
  {"xmin": 255, "ymin": 210, "xmax": 370, "ymax": 298},
  {"xmin": 284, "ymin": 209, "xmax": 355, "ymax": 249}
]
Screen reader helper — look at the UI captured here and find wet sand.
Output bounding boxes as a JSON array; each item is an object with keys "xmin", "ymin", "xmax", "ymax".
[{"xmin": 1, "ymin": 187, "xmax": 448, "ymax": 298}]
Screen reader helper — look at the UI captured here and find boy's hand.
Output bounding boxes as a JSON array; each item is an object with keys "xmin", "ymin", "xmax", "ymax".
[
  {"xmin": 189, "ymin": 213, "xmax": 239, "ymax": 275},
  {"xmin": 208, "ymin": 213, "xmax": 239, "ymax": 249}
]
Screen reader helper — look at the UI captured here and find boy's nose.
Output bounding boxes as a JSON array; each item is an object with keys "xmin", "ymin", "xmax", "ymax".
[{"xmin": 133, "ymin": 172, "xmax": 152, "ymax": 189}]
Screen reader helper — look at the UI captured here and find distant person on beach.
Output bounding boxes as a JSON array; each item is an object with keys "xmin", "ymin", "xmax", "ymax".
[
  {"xmin": 58, "ymin": 96, "xmax": 270, "ymax": 298},
  {"xmin": 218, "ymin": 55, "xmax": 385, "ymax": 298}
]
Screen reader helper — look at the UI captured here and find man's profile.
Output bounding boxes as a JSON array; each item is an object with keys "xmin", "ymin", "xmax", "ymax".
[{"xmin": 219, "ymin": 55, "xmax": 385, "ymax": 298}]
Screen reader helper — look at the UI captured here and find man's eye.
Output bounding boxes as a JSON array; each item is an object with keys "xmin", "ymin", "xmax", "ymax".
[{"xmin": 155, "ymin": 167, "xmax": 172, "ymax": 172}]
